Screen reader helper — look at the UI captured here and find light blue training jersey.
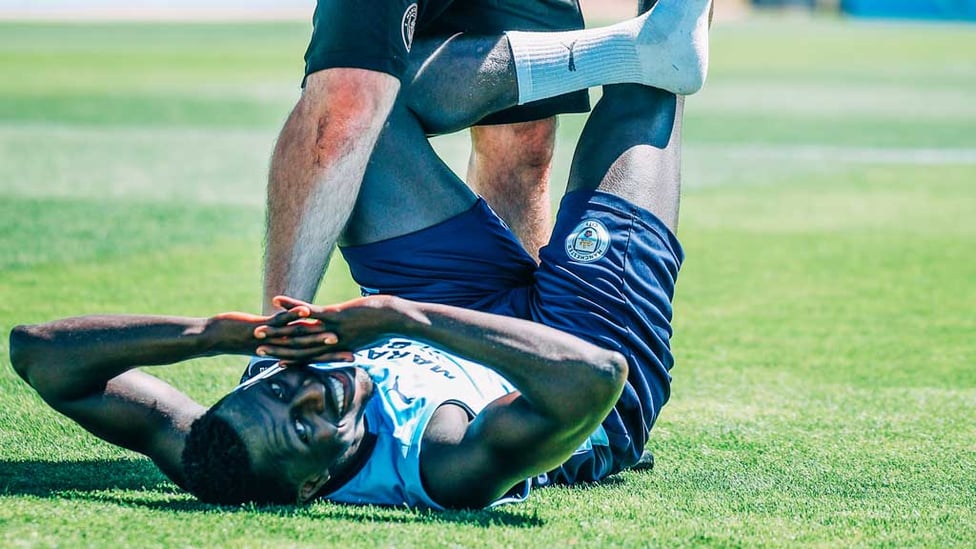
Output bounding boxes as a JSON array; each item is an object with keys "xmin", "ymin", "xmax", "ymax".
[{"xmin": 316, "ymin": 337, "xmax": 531, "ymax": 509}]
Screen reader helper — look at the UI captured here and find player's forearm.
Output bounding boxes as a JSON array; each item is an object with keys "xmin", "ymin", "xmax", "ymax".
[
  {"xmin": 9, "ymin": 315, "xmax": 215, "ymax": 402},
  {"xmin": 259, "ymin": 295, "xmax": 626, "ymax": 423},
  {"xmin": 398, "ymin": 300, "xmax": 627, "ymax": 426}
]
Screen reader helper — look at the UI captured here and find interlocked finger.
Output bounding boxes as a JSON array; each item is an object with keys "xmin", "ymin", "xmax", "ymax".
[{"xmin": 264, "ymin": 332, "xmax": 339, "ymax": 348}]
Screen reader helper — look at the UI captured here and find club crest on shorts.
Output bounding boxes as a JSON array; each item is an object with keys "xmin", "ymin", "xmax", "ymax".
[
  {"xmin": 565, "ymin": 219, "xmax": 610, "ymax": 263},
  {"xmin": 402, "ymin": 3, "xmax": 418, "ymax": 52}
]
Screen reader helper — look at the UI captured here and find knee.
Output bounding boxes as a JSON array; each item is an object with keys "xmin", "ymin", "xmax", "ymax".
[
  {"xmin": 295, "ymin": 68, "xmax": 400, "ymax": 139},
  {"xmin": 471, "ymin": 119, "xmax": 557, "ymax": 172}
]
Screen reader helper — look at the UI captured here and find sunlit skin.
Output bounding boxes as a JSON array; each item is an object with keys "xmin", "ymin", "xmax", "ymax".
[
  {"xmin": 10, "ymin": 75, "xmax": 687, "ymax": 505},
  {"xmin": 7, "ymin": 74, "xmax": 691, "ymax": 507},
  {"xmin": 218, "ymin": 365, "xmax": 376, "ymax": 502}
]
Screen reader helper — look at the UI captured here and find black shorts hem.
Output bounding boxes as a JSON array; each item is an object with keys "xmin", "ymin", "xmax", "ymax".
[
  {"xmin": 303, "ymin": 54, "xmax": 407, "ymax": 86},
  {"xmin": 476, "ymin": 90, "xmax": 591, "ymax": 125}
]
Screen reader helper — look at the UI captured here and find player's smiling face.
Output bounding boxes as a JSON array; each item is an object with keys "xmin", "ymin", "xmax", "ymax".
[{"xmin": 219, "ymin": 365, "xmax": 375, "ymax": 502}]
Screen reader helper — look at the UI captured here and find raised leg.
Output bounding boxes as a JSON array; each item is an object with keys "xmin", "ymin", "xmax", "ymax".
[
  {"xmin": 530, "ymin": 83, "xmax": 686, "ymax": 484},
  {"xmin": 566, "ymin": 84, "xmax": 683, "ymax": 232},
  {"xmin": 402, "ymin": 34, "xmax": 519, "ymax": 136},
  {"xmin": 507, "ymin": 0, "xmax": 710, "ymax": 102},
  {"xmin": 401, "ymin": 0, "xmax": 710, "ymax": 136},
  {"xmin": 349, "ymin": 43, "xmax": 686, "ymax": 246},
  {"xmin": 340, "ymin": 105, "xmax": 477, "ymax": 247}
]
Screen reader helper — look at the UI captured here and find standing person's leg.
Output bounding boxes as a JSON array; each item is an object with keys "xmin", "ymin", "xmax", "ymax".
[
  {"xmin": 467, "ymin": 120, "xmax": 558, "ymax": 260},
  {"xmin": 528, "ymin": 83, "xmax": 687, "ymax": 484},
  {"xmin": 264, "ymin": 69, "xmax": 399, "ymax": 313},
  {"xmin": 248, "ymin": 27, "xmax": 544, "ymax": 383},
  {"xmin": 267, "ymin": 0, "xmax": 710, "ymax": 313},
  {"xmin": 262, "ymin": 0, "xmax": 443, "ymax": 312}
]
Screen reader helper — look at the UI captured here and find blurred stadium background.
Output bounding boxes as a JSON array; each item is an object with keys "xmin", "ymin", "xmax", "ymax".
[
  {"xmin": 1, "ymin": 0, "xmax": 973, "ymax": 546},
  {"xmin": 3, "ymin": 0, "xmax": 975, "ymax": 20}
]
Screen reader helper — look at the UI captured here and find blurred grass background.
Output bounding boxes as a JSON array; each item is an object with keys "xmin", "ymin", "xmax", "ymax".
[{"xmin": 0, "ymin": 7, "xmax": 974, "ymax": 548}]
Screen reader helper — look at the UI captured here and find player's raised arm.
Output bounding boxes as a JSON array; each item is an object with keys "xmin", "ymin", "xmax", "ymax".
[
  {"xmin": 258, "ymin": 295, "xmax": 628, "ymax": 507},
  {"xmin": 8, "ymin": 311, "xmax": 293, "ymax": 486}
]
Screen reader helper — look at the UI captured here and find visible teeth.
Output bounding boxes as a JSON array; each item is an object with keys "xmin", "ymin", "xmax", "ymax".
[{"xmin": 328, "ymin": 377, "xmax": 345, "ymax": 416}]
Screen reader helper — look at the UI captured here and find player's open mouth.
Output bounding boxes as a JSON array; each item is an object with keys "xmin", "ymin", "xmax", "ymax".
[
  {"xmin": 327, "ymin": 375, "xmax": 345, "ymax": 417},
  {"xmin": 325, "ymin": 371, "xmax": 351, "ymax": 418}
]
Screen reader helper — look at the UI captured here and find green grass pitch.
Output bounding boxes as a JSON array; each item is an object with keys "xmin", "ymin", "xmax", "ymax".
[{"xmin": 1, "ymin": 15, "xmax": 974, "ymax": 548}]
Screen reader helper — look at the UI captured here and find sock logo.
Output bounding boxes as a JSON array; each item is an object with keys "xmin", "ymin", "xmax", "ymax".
[
  {"xmin": 402, "ymin": 3, "xmax": 418, "ymax": 52},
  {"xmin": 561, "ymin": 40, "xmax": 578, "ymax": 72}
]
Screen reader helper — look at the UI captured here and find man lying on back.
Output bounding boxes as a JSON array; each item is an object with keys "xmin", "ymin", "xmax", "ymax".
[{"xmin": 9, "ymin": 0, "xmax": 709, "ymax": 508}]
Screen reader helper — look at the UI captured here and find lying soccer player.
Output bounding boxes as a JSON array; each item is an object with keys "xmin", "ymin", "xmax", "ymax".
[{"xmin": 9, "ymin": 0, "xmax": 708, "ymax": 509}]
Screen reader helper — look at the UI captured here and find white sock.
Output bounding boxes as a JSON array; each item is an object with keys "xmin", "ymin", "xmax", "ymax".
[{"xmin": 506, "ymin": 0, "xmax": 710, "ymax": 103}]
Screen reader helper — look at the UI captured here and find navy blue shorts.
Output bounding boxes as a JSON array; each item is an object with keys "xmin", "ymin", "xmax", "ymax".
[{"xmin": 341, "ymin": 190, "xmax": 684, "ymax": 484}]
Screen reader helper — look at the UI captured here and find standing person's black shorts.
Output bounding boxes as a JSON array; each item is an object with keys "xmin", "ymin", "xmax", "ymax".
[{"xmin": 304, "ymin": 0, "xmax": 590, "ymax": 124}]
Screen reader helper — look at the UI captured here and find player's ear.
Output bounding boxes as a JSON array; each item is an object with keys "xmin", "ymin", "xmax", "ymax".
[{"xmin": 297, "ymin": 472, "xmax": 331, "ymax": 503}]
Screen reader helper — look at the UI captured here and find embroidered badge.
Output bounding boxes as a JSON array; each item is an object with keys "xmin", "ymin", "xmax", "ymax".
[
  {"xmin": 402, "ymin": 3, "xmax": 418, "ymax": 52},
  {"xmin": 565, "ymin": 219, "xmax": 610, "ymax": 263}
]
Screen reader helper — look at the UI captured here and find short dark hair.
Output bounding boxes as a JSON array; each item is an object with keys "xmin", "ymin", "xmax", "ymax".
[{"xmin": 181, "ymin": 400, "xmax": 295, "ymax": 505}]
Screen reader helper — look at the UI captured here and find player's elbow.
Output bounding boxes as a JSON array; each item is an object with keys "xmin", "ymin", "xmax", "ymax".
[
  {"xmin": 300, "ymin": 69, "xmax": 399, "ymax": 142},
  {"xmin": 555, "ymin": 349, "xmax": 627, "ymax": 432},
  {"xmin": 9, "ymin": 324, "xmax": 41, "ymax": 383},
  {"xmin": 601, "ymin": 350, "xmax": 629, "ymax": 401},
  {"xmin": 584, "ymin": 349, "xmax": 628, "ymax": 412}
]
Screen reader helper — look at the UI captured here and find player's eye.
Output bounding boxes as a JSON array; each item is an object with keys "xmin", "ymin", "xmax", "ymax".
[
  {"xmin": 294, "ymin": 419, "xmax": 310, "ymax": 445},
  {"xmin": 269, "ymin": 382, "xmax": 286, "ymax": 400}
]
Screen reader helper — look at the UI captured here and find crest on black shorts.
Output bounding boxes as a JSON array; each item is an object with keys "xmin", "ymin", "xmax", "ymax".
[
  {"xmin": 565, "ymin": 219, "xmax": 610, "ymax": 263},
  {"xmin": 402, "ymin": 3, "xmax": 418, "ymax": 52}
]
